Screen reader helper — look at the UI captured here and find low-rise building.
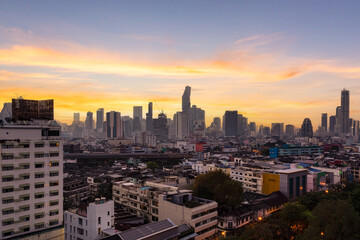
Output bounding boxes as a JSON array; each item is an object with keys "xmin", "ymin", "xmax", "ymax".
[
  {"xmin": 64, "ymin": 198, "xmax": 114, "ymax": 240},
  {"xmin": 230, "ymin": 167, "xmax": 263, "ymax": 193}
]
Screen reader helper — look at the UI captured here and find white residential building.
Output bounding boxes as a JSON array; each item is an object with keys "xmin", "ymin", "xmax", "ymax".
[
  {"xmin": 230, "ymin": 167, "xmax": 263, "ymax": 193},
  {"xmin": 64, "ymin": 198, "xmax": 114, "ymax": 240},
  {"xmin": 0, "ymin": 123, "xmax": 63, "ymax": 239}
]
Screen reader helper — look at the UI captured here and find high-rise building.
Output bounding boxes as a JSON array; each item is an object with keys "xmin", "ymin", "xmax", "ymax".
[
  {"xmin": 174, "ymin": 112, "xmax": 189, "ymax": 139},
  {"xmin": 188, "ymin": 105, "xmax": 205, "ymax": 133},
  {"xmin": 329, "ymin": 115, "xmax": 336, "ymax": 133},
  {"xmin": 153, "ymin": 113, "xmax": 168, "ymax": 141},
  {"xmin": 146, "ymin": 102, "xmax": 153, "ymax": 132},
  {"xmin": 0, "ymin": 102, "xmax": 12, "ymax": 120},
  {"xmin": 133, "ymin": 106, "xmax": 143, "ymax": 120},
  {"xmin": 213, "ymin": 117, "xmax": 221, "ymax": 131},
  {"xmin": 300, "ymin": 118, "xmax": 313, "ymax": 137},
  {"xmin": 106, "ymin": 111, "xmax": 121, "ymax": 139},
  {"xmin": 335, "ymin": 106, "xmax": 342, "ymax": 133},
  {"xmin": 182, "ymin": 86, "xmax": 191, "ymax": 113},
  {"xmin": 321, "ymin": 113, "xmax": 328, "ymax": 132},
  {"xmin": 224, "ymin": 111, "xmax": 238, "ymax": 137},
  {"xmin": 249, "ymin": 122, "xmax": 256, "ymax": 132},
  {"xmin": 96, "ymin": 108, "xmax": 104, "ymax": 132},
  {"xmin": 341, "ymin": 89, "xmax": 350, "ymax": 133},
  {"xmin": 285, "ymin": 124, "xmax": 295, "ymax": 137},
  {"xmin": 85, "ymin": 111, "xmax": 94, "ymax": 130},
  {"xmin": 73, "ymin": 113, "xmax": 80, "ymax": 123},
  {"xmin": 122, "ymin": 116, "xmax": 133, "ymax": 138},
  {"xmin": 0, "ymin": 103, "xmax": 63, "ymax": 240},
  {"xmin": 271, "ymin": 123, "xmax": 284, "ymax": 137}
]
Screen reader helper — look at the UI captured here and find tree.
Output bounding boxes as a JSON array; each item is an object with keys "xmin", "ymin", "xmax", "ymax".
[
  {"xmin": 146, "ymin": 161, "xmax": 159, "ymax": 171},
  {"xmin": 300, "ymin": 200, "xmax": 360, "ymax": 240},
  {"xmin": 193, "ymin": 170, "xmax": 243, "ymax": 209},
  {"xmin": 349, "ymin": 188, "xmax": 360, "ymax": 213}
]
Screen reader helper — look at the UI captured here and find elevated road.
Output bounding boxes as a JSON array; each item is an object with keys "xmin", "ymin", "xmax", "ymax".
[{"xmin": 64, "ymin": 152, "xmax": 192, "ymax": 160}]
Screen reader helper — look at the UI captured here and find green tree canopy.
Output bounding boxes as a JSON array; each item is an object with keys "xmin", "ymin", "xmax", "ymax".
[
  {"xmin": 146, "ymin": 161, "xmax": 159, "ymax": 171},
  {"xmin": 193, "ymin": 170, "xmax": 243, "ymax": 209}
]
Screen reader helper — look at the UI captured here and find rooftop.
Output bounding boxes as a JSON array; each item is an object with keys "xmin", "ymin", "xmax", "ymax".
[{"xmin": 276, "ymin": 168, "xmax": 308, "ymax": 174}]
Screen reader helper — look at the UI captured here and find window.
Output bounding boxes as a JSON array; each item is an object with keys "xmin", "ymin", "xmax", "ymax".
[
  {"xmin": 289, "ymin": 178, "xmax": 294, "ymax": 199},
  {"xmin": 50, "ymin": 171, "xmax": 59, "ymax": 177},
  {"xmin": 35, "ymin": 203, "xmax": 44, "ymax": 209},
  {"xmin": 35, "ymin": 173, "xmax": 44, "ymax": 178},
  {"xmin": 22, "ymin": 185, "xmax": 30, "ymax": 190},
  {"xmin": 296, "ymin": 177, "xmax": 300, "ymax": 197},
  {"xmin": 21, "ymin": 164, "xmax": 30, "ymax": 169},
  {"xmin": 2, "ymin": 165, "xmax": 14, "ymax": 171},
  {"xmin": 302, "ymin": 175, "xmax": 306, "ymax": 194},
  {"xmin": 2, "ymin": 219, "xmax": 14, "ymax": 226},
  {"xmin": 35, "ymin": 213, "xmax": 45, "ymax": 219},
  {"xmin": 35, "ymin": 163, "xmax": 44, "ymax": 168},
  {"xmin": 79, "ymin": 218, "xmax": 83, "ymax": 225},
  {"xmin": 98, "ymin": 217, "xmax": 101, "ymax": 224},
  {"xmin": 35, "ymin": 153, "xmax": 45, "ymax": 158},
  {"xmin": 35, "ymin": 143, "xmax": 45, "ymax": 148},
  {"xmin": 22, "ymin": 174, "xmax": 30, "ymax": 180},
  {"xmin": 35, "ymin": 193, "xmax": 44, "ymax": 199},
  {"xmin": 20, "ymin": 205, "xmax": 30, "ymax": 211},
  {"xmin": 2, "ymin": 198, "xmax": 14, "ymax": 204},
  {"xmin": 50, "ymin": 152, "xmax": 59, "ymax": 157},
  {"xmin": 50, "ymin": 162, "xmax": 59, "ymax": 167},
  {"xmin": 20, "ymin": 216, "xmax": 30, "ymax": 222},
  {"xmin": 2, "ymin": 187, "xmax": 14, "ymax": 193},
  {"xmin": 50, "ymin": 181, "xmax": 59, "ymax": 187},
  {"xmin": 50, "ymin": 142, "xmax": 59, "ymax": 147},
  {"xmin": 50, "ymin": 220, "xmax": 59, "ymax": 226},
  {"xmin": 2, "ymin": 176, "xmax": 14, "ymax": 182},
  {"xmin": 50, "ymin": 201, "xmax": 59, "ymax": 206},
  {"xmin": 50, "ymin": 191, "xmax": 59, "ymax": 197},
  {"xmin": 50, "ymin": 210, "xmax": 59, "ymax": 216},
  {"xmin": 2, "ymin": 209, "xmax": 14, "ymax": 215},
  {"xmin": 107, "ymin": 211, "xmax": 110, "ymax": 216},
  {"xmin": 35, "ymin": 183, "xmax": 44, "ymax": 189},
  {"xmin": 2, "ymin": 230, "xmax": 13, "ymax": 237},
  {"xmin": 35, "ymin": 223, "xmax": 44, "ymax": 229},
  {"xmin": 2, "ymin": 155, "xmax": 14, "ymax": 160}
]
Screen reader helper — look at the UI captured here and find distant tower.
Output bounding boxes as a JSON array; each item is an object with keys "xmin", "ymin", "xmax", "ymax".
[
  {"xmin": 321, "ymin": 113, "xmax": 328, "ymax": 132},
  {"xmin": 96, "ymin": 108, "xmax": 104, "ymax": 132},
  {"xmin": 85, "ymin": 111, "xmax": 93, "ymax": 130},
  {"xmin": 285, "ymin": 124, "xmax": 295, "ymax": 137},
  {"xmin": 106, "ymin": 111, "xmax": 121, "ymax": 139},
  {"xmin": 146, "ymin": 102, "xmax": 153, "ymax": 132},
  {"xmin": 329, "ymin": 115, "xmax": 336, "ymax": 132},
  {"xmin": 133, "ymin": 106, "xmax": 143, "ymax": 132},
  {"xmin": 300, "ymin": 118, "xmax": 313, "ymax": 137},
  {"xmin": 341, "ymin": 89, "xmax": 350, "ymax": 133},
  {"xmin": 182, "ymin": 86, "xmax": 191, "ymax": 113},
  {"xmin": 223, "ymin": 111, "xmax": 238, "ymax": 137},
  {"xmin": 73, "ymin": 112, "xmax": 80, "ymax": 123}
]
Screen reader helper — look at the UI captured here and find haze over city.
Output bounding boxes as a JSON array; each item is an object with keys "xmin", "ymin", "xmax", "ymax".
[{"xmin": 1, "ymin": 1, "xmax": 360, "ymax": 127}]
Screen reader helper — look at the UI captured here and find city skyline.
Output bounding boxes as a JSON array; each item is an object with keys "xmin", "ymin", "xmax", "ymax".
[{"xmin": 1, "ymin": 1, "xmax": 360, "ymax": 126}]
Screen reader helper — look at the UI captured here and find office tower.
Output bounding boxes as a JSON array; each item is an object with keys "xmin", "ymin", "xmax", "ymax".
[
  {"xmin": 146, "ymin": 102, "xmax": 153, "ymax": 132},
  {"xmin": 0, "ymin": 101, "xmax": 63, "ymax": 240},
  {"xmin": 335, "ymin": 106, "xmax": 342, "ymax": 133},
  {"xmin": 263, "ymin": 127, "xmax": 271, "ymax": 136},
  {"xmin": 224, "ymin": 111, "xmax": 238, "ymax": 137},
  {"xmin": 271, "ymin": 123, "xmax": 284, "ymax": 137},
  {"xmin": 285, "ymin": 124, "xmax": 295, "ymax": 137},
  {"xmin": 122, "ymin": 116, "xmax": 133, "ymax": 138},
  {"xmin": 300, "ymin": 118, "xmax": 313, "ymax": 137},
  {"xmin": 341, "ymin": 89, "xmax": 350, "ymax": 133},
  {"xmin": 182, "ymin": 86, "xmax": 191, "ymax": 113},
  {"xmin": 249, "ymin": 122, "xmax": 256, "ymax": 132},
  {"xmin": 106, "ymin": 111, "xmax": 121, "ymax": 139},
  {"xmin": 329, "ymin": 115, "xmax": 336, "ymax": 132},
  {"xmin": 133, "ymin": 106, "xmax": 143, "ymax": 120},
  {"xmin": 153, "ymin": 113, "xmax": 168, "ymax": 141},
  {"xmin": 85, "ymin": 111, "xmax": 94, "ymax": 130},
  {"xmin": 353, "ymin": 120, "xmax": 359, "ymax": 139},
  {"xmin": 73, "ymin": 113, "xmax": 80, "ymax": 123},
  {"xmin": 213, "ymin": 117, "xmax": 221, "ymax": 131},
  {"xmin": 321, "ymin": 113, "xmax": 328, "ymax": 132},
  {"xmin": 237, "ymin": 114, "xmax": 248, "ymax": 137},
  {"xmin": 174, "ymin": 112, "xmax": 189, "ymax": 139},
  {"xmin": 188, "ymin": 105, "xmax": 205, "ymax": 133},
  {"xmin": 96, "ymin": 108, "xmax": 104, "ymax": 132},
  {"xmin": 12, "ymin": 98, "xmax": 54, "ymax": 121}
]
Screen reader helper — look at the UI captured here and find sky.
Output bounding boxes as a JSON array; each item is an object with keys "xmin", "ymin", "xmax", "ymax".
[{"xmin": 1, "ymin": 0, "xmax": 360, "ymax": 127}]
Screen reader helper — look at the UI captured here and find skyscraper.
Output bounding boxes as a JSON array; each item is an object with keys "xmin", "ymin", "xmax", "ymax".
[
  {"xmin": 329, "ymin": 115, "xmax": 336, "ymax": 132},
  {"xmin": 73, "ymin": 112, "xmax": 80, "ymax": 123},
  {"xmin": 300, "ymin": 118, "xmax": 313, "ymax": 137},
  {"xmin": 146, "ymin": 102, "xmax": 153, "ymax": 132},
  {"xmin": 285, "ymin": 124, "xmax": 295, "ymax": 137},
  {"xmin": 213, "ymin": 117, "xmax": 221, "ymax": 131},
  {"xmin": 182, "ymin": 86, "xmax": 191, "ymax": 113},
  {"xmin": 106, "ymin": 111, "xmax": 121, "ymax": 139},
  {"xmin": 96, "ymin": 108, "xmax": 104, "ymax": 132},
  {"xmin": 341, "ymin": 89, "xmax": 350, "ymax": 133},
  {"xmin": 335, "ymin": 106, "xmax": 342, "ymax": 133},
  {"xmin": 224, "ymin": 111, "xmax": 238, "ymax": 137},
  {"xmin": 271, "ymin": 123, "xmax": 284, "ymax": 137},
  {"xmin": 85, "ymin": 111, "xmax": 93, "ymax": 130},
  {"xmin": 153, "ymin": 113, "xmax": 168, "ymax": 141},
  {"xmin": 321, "ymin": 113, "xmax": 328, "ymax": 132},
  {"xmin": 174, "ymin": 111, "xmax": 189, "ymax": 139},
  {"xmin": 188, "ymin": 105, "xmax": 205, "ymax": 133},
  {"xmin": 133, "ymin": 106, "xmax": 143, "ymax": 120}
]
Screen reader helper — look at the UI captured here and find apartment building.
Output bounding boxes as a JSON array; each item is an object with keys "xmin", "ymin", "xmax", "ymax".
[
  {"xmin": 230, "ymin": 166, "xmax": 263, "ymax": 193},
  {"xmin": 0, "ymin": 123, "xmax": 63, "ymax": 239},
  {"xmin": 158, "ymin": 192, "xmax": 218, "ymax": 240},
  {"xmin": 113, "ymin": 181, "xmax": 218, "ymax": 240},
  {"xmin": 64, "ymin": 198, "xmax": 114, "ymax": 240}
]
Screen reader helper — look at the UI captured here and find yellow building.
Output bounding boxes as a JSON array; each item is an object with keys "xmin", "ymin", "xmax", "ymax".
[{"xmin": 262, "ymin": 173, "xmax": 280, "ymax": 195}]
